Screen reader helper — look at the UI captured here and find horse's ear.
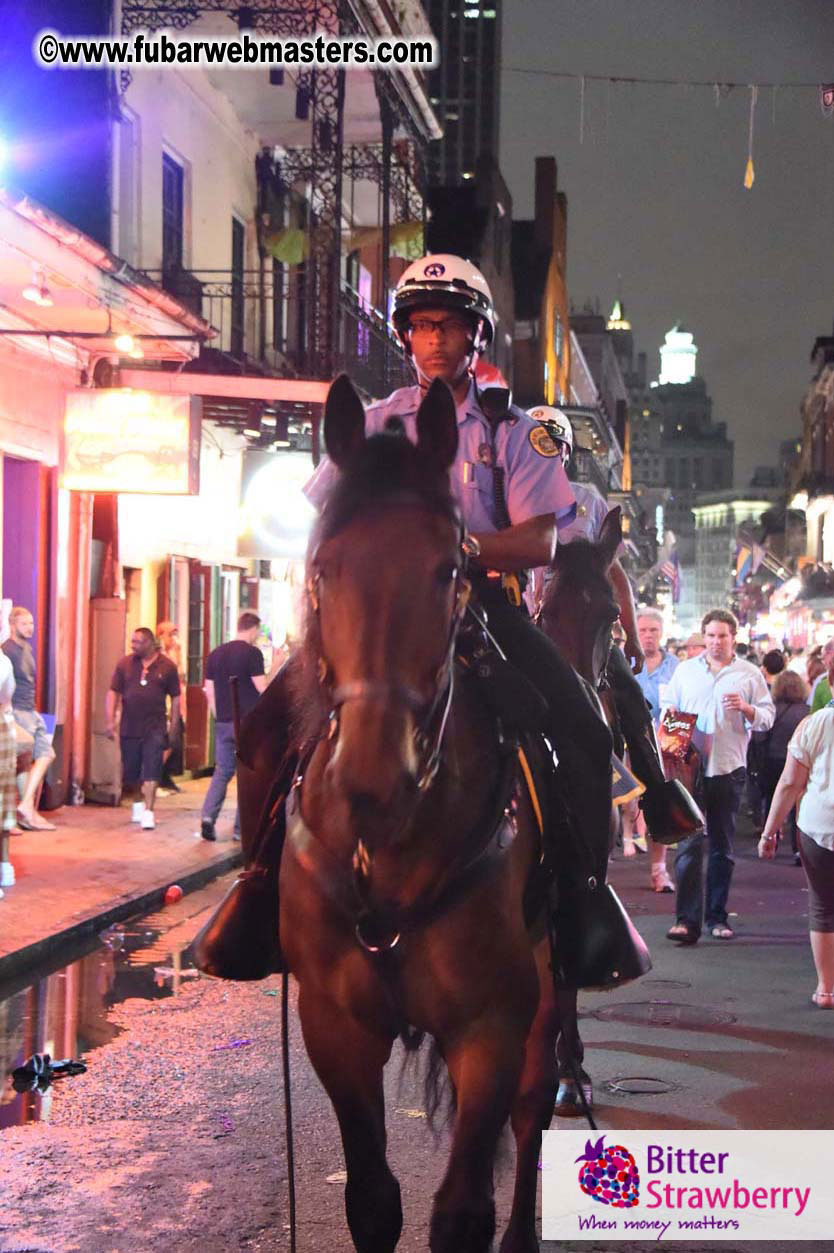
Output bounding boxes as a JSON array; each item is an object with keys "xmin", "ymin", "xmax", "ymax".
[
  {"xmin": 324, "ymin": 374, "xmax": 366, "ymax": 468},
  {"xmin": 415, "ymin": 378, "xmax": 458, "ymax": 471},
  {"xmin": 598, "ymin": 506, "xmax": 623, "ymax": 569}
]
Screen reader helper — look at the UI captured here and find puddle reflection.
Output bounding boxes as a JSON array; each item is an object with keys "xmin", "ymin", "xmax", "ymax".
[{"xmin": 1, "ymin": 923, "xmax": 200, "ymax": 1128}]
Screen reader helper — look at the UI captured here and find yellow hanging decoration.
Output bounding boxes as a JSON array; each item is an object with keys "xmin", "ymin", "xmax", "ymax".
[{"xmin": 744, "ymin": 85, "xmax": 758, "ymax": 190}]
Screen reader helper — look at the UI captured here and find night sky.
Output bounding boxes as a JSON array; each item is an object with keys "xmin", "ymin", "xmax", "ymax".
[{"xmin": 500, "ymin": 0, "xmax": 834, "ymax": 486}]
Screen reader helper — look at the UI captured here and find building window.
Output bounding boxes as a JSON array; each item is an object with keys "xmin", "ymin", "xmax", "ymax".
[
  {"xmin": 162, "ymin": 152, "xmax": 184, "ymax": 273},
  {"xmin": 231, "ymin": 216, "xmax": 245, "ymax": 358},
  {"xmin": 665, "ymin": 458, "xmax": 675, "ymax": 485}
]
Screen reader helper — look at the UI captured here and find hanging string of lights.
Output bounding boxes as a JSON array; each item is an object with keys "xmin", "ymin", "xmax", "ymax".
[
  {"xmin": 502, "ymin": 68, "xmax": 834, "ymax": 186},
  {"xmin": 503, "ymin": 67, "xmax": 829, "ymax": 90}
]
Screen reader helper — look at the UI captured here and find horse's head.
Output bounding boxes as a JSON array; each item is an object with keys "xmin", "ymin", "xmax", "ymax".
[
  {"xmin": 304, "ymin": 374, "xmax": 467, "ymax": 835},
  {"xmin": 540, "ymin": 507, "xmax": 622, "ymax": 687}
]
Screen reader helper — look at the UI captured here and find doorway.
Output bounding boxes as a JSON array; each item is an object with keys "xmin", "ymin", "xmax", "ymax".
[{"xmin": 122, "ymin": 567, "xmax": 142, "ymax": 652}]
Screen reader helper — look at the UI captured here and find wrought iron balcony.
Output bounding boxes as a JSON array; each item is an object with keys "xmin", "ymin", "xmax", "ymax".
[{"xmin": 141, "ymin": 266, "xmax": 410, "ymax": 399}]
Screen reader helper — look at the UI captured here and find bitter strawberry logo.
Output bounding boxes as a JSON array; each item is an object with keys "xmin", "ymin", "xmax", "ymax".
[{"xmin": 576, "ymin": 1136, "xmax": 640, "ymax": 1208}]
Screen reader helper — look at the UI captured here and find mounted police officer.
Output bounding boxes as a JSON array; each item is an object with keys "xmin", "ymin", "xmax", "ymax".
[
  {"xmin": 194, "ymin": 254, "xmax": 615, "ymax": 979},
  {"xmin": 528, "ymin": 404, "xmax": 701, "ymax": 843}
]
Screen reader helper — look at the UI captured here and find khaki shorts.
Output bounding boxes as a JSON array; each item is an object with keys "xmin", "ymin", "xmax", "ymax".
[{"xmin": 13, "ymin": 709, "xmax": 54, "ymax": 761}]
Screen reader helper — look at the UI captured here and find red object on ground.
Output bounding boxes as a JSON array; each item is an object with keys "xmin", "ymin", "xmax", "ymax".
[{"xmin": 164, "ymin": 884, "xmax": 183, "ymax": 904}]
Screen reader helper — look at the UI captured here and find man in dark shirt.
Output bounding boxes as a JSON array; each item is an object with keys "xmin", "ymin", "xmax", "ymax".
[
  {"xmin": 2, "ymin": 606, "xmax": 57, "ymax": 831},
  {"xmin": 105, "ymin": 627, "xmax": 180, "ymax": 830},
  {"xmin": 199, "ymin": 611, "xmax": 270, "ymax": 841}
]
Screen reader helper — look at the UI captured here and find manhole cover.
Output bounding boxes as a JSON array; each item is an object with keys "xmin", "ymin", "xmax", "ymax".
[
  {"xmin": 592, "ymin": 1000, "xmax": 736, "ymax": 1027},
  {"xmin": 644, "ymin": 978, "xmax": 691, "ymax": 990},
  {"xmin": 605, "ymin": 1076, "xmax": 679, "ymax": 1095}
]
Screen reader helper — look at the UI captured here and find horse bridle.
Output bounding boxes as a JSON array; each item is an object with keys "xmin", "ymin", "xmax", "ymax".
[{"xmin": 306, "ymin": 549, "xmax": 471, "ymax": 796}]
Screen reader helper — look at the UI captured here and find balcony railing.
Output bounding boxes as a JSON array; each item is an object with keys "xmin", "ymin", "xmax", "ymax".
[
  {"xmin": 141, "ymin": 266, "xmax": 411, "ymax": 399},
  {"xmin": 338, "ymin": 286, "xmax": 413, "ymax": 397}
]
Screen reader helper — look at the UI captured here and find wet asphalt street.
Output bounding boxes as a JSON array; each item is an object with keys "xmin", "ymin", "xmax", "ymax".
[{"xmin": 1, "ymin": 816, "xmax": 833, "ymax": 1252}]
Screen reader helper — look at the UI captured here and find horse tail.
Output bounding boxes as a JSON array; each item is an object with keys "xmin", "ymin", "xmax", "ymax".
[
  {"xmin": 424, "ymin": 1038, "xmax": 455, "ymax": 1128},
  {"xmin": 396, "ymin": 1030, "xmax": 455, "ymax": 1134}
]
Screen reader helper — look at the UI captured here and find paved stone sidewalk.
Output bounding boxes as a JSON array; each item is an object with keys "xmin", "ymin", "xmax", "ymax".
[{"xmin": 0, "ymin": 776, "xmax": 241, "ymax": 981}]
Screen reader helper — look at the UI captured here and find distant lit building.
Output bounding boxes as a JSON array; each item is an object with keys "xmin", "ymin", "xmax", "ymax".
[
  {"xmin": 658, "ymin": 324, "xmax": 698, "ymax": 385},
  {"xmin": 648, "ymin": 325, "xmax": 734, "ymax": 565},
  {"xmin": 693, "ymin": 490, "xmax": 780, "ymax": 623},
  {"xmin": 426, "ymin": 0, "xmax": 501, "ymax": 186}
]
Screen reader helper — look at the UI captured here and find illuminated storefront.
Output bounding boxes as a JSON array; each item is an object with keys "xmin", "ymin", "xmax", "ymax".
[{"xmin": 0, "ymin": 189, "xmax": 212, "ymax": 802}]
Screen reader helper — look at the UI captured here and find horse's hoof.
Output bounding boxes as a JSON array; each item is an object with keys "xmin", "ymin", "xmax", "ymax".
[{"xmin": 554, "ymin": 1074, "xmax": 593, "ymax": 1117}]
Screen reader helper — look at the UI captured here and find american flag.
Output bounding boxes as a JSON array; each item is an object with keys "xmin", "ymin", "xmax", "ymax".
[{"xmin": 660, "ymin": 552, "xmax": 681, "ymax": 602}]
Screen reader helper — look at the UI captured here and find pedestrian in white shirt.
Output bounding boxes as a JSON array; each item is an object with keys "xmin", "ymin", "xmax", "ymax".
[
  {"xmin": 759, "ymin": 705, "xmax": 834, "ymax": 1006},
  {"xmin": 663, "ymin": 608, "xmax": 775, "ymax": 944}
]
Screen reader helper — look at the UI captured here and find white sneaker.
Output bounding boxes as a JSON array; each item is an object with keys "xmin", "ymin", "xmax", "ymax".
[
  {"xmin": 1, "ymin": 861, "xmax": 15, "ymax": 887},
  {"xmin": 141, "ymin": 810, "xmax": 156, "ymax": 830},
  {"xmin": 131, "ymin": 802, "xmax": 145, "ymax": 823}
]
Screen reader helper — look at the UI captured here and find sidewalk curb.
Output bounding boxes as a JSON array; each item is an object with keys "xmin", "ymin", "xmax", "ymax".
[{"xmin": 0, "ymin": 848, "xmax": 242, "ymax": 987}]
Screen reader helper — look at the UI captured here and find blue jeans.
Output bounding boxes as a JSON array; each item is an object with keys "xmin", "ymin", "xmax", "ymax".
[
  {"xmin": 201, "ymin": 722, "xmax": 239, "ymax": 833},
  {"xmin": 674, "ymin": 767, "xmax": 745, "ymax": 933}
]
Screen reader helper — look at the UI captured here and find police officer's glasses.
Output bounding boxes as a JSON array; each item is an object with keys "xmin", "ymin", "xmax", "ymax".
[{"xmin": 409, "ymin": 316, "xmax": 471, "ymax": 339}]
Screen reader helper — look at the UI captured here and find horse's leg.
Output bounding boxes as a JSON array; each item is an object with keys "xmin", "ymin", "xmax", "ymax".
[
  {"xmin": 429, "ymin": 1018, "xmax": 529, "ymax": 1253},
  {"xmin": 500, "ymin": 944, "xmax": 559, "ymax": 1253},
  {"xmin": 554, "ymin": 986, "xmax": 592, "ymax": 1114},
  {"xmin": 297, "ymin": 985, "xmax": 402, "ymax": 1253}
]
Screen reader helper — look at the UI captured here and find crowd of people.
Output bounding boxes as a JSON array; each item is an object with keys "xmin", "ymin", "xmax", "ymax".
[{"xmin": 624, "ymin": 605, "xmax": 834, "ymax": 1010}]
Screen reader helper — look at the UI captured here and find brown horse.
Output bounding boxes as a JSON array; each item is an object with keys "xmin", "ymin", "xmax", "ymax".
[{"xmin": 280, "ymin": 375, "xmax": 562, "ymax": 1253}]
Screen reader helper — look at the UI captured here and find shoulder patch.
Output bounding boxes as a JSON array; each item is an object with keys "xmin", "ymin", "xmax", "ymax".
[{"xmin": 529, "ymin": 424, "xmax": 559, "ymax": 457}]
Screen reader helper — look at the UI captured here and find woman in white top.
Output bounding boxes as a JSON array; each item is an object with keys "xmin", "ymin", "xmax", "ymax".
[{"xmin": 759, "ymin": 704, "xmax": 834, "ymax": 1007}]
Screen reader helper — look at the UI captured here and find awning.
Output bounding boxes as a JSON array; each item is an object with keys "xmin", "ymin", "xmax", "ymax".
[{"xmin": 0, "ymin": 188, "xmax": 215, "ymax": 365}]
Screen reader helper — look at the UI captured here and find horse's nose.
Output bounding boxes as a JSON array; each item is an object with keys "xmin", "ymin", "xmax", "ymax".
[
  {"xmin": 339, "ymin": 767, "xmax": 417, "ymax": 821},
  {"xmin": 330, "ymin": 702, "xmax": 419, "ymax": 815}
]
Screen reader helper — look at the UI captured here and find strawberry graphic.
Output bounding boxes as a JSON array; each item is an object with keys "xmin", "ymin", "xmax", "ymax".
[{"xmin": 576, "ymin": 1135, "xmax": 640, "ymax": 1208}]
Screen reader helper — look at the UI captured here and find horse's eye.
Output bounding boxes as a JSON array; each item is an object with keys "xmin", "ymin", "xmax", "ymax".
[{"xmin": 434, "ymin": 560, "xmax": 458, "ymax": 586}]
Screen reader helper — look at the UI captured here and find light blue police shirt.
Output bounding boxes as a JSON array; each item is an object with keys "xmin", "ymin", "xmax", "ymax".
[
  {"xmin": 304, "ymin": 382, "xmax": 577, "ymax": 536},
  {"xmin": 556, "ymin": 481, "xmax": 610, "ymax": 545}
]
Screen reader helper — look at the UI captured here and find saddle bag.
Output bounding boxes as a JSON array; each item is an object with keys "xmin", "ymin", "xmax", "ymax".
[
  {"xmin": 192, "ymin": 861, "xmax": 283, "ymax": 981},
  {"xmin": 192, "ymin": 758, "xmax": 294, "ymax": 980}
]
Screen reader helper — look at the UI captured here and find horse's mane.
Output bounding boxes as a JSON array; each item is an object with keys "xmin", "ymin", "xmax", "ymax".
[{"xmin": 289, "ymin": 430, "xmax": 460, "ymax": 743}]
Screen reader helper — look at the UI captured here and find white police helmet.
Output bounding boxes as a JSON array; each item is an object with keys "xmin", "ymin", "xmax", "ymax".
[
  {"xmin": 527, "ymin": 405, "xmax": 574, "ymax": 457},
  {"xmin": 392, "ymin": 254, "xmax": 495, "ymax": 354}
]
